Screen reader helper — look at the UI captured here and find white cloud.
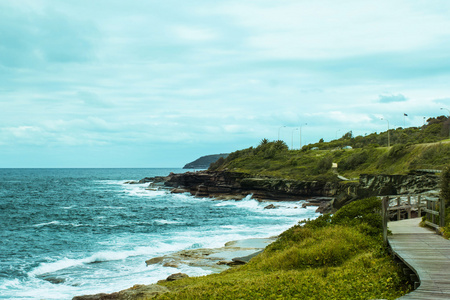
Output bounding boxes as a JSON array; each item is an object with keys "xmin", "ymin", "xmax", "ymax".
[{"xmin": 172, "ymin": 26, "xmax": 216, "ymax": 42}]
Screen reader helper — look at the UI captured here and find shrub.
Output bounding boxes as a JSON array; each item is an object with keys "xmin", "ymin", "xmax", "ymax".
[
  {"xmin": 332, "ymin": 197, "xmax": 382, "ymax": 237},
  {"xmin": 339, "ymin": 150, "xmax": 369, "ymax": 171},
  {"xmin": 258, "ymin": 226, "xmax": 373, "ymax": 271},
  {"xmin": 315, "ymin": 155, "xmax": 332, "ymax": 174}
]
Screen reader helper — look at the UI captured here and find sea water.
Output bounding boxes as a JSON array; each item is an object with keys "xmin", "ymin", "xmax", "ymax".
[{"xmin": 0, "ymin": 168, "xmax": 320, "ymax": 299}]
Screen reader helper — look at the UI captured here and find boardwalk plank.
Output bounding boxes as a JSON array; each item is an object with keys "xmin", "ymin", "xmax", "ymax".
[{"xmin": 388, "ymin": 218, "xmax": 450, "ymax": 299}]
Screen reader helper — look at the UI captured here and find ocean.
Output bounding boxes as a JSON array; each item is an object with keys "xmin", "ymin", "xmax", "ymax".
[{"xmin": 0, "ymin": 168, "xmax": 320, "ymax": 299}]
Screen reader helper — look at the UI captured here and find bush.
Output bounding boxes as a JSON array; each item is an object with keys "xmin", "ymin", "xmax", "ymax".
[
  {"xmin": 332, "ymin": 197, "xmax": 382, "ymax": 236},
  {"xmin": 340, "ymin": 150, "xmax": 369, "ymax": 171},
  {"xmin": 315, "ymin": 155, "xmax": 332, "ymax": 174},
  {"xmin": 259, "ymin": 226, "xmax": 372, "ymax": 271}
]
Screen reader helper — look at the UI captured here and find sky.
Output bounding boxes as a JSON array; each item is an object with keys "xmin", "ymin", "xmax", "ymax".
[{"xmin": 1, "ymin": 0, "xmax": 450, "ymax": 168}]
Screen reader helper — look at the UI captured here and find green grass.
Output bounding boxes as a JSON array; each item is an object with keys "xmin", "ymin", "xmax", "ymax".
[
  {"xmin": 209, "ymin": 117, "xmax": 450, "ymax": 181},
  {"xmin": 156, "ymin": 198, "xmax": 411, "ymax": 299},
  {"xmin": 210, "ymin": 141, "xmax": 450, "ymax": 181}
]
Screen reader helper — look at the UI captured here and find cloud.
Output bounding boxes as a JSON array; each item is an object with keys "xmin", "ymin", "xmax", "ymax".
[
  {"xmin": 378, "ymin": 94, "xmax": 408, "ymax": 103},
  {"xmin": 172, "ymin": 26, "xmax": 216, "ymax": 42},
  {"xmin": 0, "ymin": 4, "xmax": 99, "ymax": 69},
  {"xmin": 217, "ymin": 0, "xmax": 450, "ymax": 59},
  {"xmin": 1, "ymin": 0, "xmax": 450, "ymax": 167}
]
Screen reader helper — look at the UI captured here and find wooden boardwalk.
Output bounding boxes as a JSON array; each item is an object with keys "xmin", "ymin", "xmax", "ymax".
[{"xmin": 388, "ymin": 218, "xmax": 450, "ymax": 299}]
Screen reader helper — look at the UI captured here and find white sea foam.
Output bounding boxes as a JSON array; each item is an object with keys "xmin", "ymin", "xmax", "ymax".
[
  {"xmin": 154, "ymin": 219, "xmax": 183, "ymax": 225},
  {"xmin": 33, "ymin": 220, "xmax": 61, "ymax": 227},
  {"xmin": 61, "ymin": 205, "xmax": 76, "ymax": 210},
  {"xmin": 29, "ymin": 257, "xmax": 84, "ymax": 276}
]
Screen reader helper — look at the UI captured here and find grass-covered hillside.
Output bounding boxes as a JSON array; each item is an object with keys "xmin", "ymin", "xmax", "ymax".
[
  {"xmin": 157, "ymin": 198, "xmax": 411, "ymax": 299},
  {"xmin": 210, "ymin": 116, "xmax": 450, "ymax": 181}
]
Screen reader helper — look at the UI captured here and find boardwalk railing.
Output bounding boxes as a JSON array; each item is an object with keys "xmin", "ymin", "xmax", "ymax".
[
  {"xmin": 422, "ymin": 197, "xmax": 445, "ymax": 230},
  {"xmin": 382, "ymin": 195, "xmax": 445, "ymax": 244}
]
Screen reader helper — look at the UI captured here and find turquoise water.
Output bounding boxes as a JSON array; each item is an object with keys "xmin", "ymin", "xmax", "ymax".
[{"xmin": 0, "ymin": 168, "xmax": 319, "ymax": 299}]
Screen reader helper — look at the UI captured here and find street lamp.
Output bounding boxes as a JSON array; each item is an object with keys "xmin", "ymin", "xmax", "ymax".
[
  {"xmin": 381, "ymin": 117, "xmax": 390, "ymax": 147},
  {"xmin": 335, "ymin": 129, "xmax": 341, "ymax": 139},
  {"xmin": 278, "ymin": 126, "xmax": 286, "ymax": 140},
  {"xmin": 292, "ymin": 128, "xmax": 299, "ymax": 149},
  {"xmin": 299, "ymin": 123, "xmax": 307, "ymax": 149}
]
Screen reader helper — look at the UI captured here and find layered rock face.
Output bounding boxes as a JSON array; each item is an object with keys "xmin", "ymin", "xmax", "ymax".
[
  {"xmin": 164, "ymin": 171, "xmax": 342, "ymax": 200},
  {"xmin": 162, "ymin": 171, "xmax": 440, "ymax": 213},
  {"xmin": 357, "ymin": 174, "xmax": 440, "ymax": 196}
]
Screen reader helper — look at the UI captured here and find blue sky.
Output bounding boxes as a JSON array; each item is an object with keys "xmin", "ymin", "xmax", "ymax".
[{"xmin": 1, "ymin": 0, "xmax": 450, "ymax": 167}]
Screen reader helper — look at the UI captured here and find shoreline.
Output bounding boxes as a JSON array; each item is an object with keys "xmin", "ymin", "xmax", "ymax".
[
  {"xmin": 145, "ymin": 236, "xmax": 276, "ymax": 271},
  {"xmin": 73, "ymin": 236, "xmax": 277, "ymax": 300}
]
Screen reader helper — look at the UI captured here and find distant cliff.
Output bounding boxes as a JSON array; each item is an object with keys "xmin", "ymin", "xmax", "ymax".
[{"xmin": 183, "ymin": 153, "xmax": 229, "ymax": 169}]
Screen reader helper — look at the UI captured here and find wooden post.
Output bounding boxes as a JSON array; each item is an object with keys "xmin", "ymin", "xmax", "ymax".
[
  {"xmin": 431, "ymin": 200, "xmax": 436, "ymax": 225},
  {"xmin": 397, "ymin": 197, "xmax": 401, "ymax": 220},
  {"xmin": 407, "ymin": 195, "xmax": 411, "ymax": 219},
  {"xmin": 382, "ymin": 196, "xmax": 389, "ymax": 245},
  {"xmin": 440, "ymin": 197, "xmax": 446, "ymax": 228},
  {"xmin": 418, "ymin": 195, "xmax": 422, "ymax": 217}
]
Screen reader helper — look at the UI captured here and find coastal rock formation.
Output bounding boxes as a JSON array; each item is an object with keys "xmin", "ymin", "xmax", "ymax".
[
  {"xmin": 357, "ymin": 174, "xmax": 440, "ymax": 196},
  {"xmin": 72, "ymin": 284, "xmax": 169, "ymax": 300},
  {"xmin": 159, "ymin": 171, "xmax": 440, "ymax": 213},
  {"xmin": 144, "ymin": 237, "xmax": 274, "ymax": 272}
]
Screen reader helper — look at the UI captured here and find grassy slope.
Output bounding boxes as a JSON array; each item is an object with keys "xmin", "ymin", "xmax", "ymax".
[
  {"xmin": 156, "ymin": 198, "xmax": 411, "ymax": 299},
  {"xmin": 210, "ymin": 117, "xmax": 450, "ymax": 181},
  {"xmin": 210, "ymin": 141, "xmax": 450, "ymax": 181}
]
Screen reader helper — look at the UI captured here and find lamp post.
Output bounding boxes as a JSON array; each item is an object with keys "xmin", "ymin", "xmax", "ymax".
[
  {"xmin": 335, "ymin": 129, "xmax": 340, "ymax": 139},
  {"xmin": 299, "ymin": 123, "xmax": 307, "ymax": 149},
  {"xmin": 381, "ymin": 117, "xmax": 390, "ymax": 147},
  {"xmin": 441, "ymin": 107, "xmax": 450, "ymax": 138},
  {"xmin": 278, "ymin": 126, "xmax": 286, "ymax": 141},
  {"xmin": 292, "ymin": 128, "xmax": 299, "ymax": 149}
]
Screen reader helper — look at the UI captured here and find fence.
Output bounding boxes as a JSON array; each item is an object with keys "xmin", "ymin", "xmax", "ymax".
[{"xmin": 382, "ymin": 195, "xmax": 445, "ymax": 244}]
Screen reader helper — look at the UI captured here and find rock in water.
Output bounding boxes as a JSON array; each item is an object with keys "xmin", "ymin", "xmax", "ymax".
[
  {"xmin": 145, "ymin": 256, "xmax": 164, "ymax": 266},
  {"xmin": 264, "ymin": 204, "xmax": 277, "ymax": 209}
]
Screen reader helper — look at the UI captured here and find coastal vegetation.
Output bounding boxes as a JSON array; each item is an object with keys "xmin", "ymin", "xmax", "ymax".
[
  {"xmin": 440, "ymin": 166, "xmax": 450, "ymax": 238},
  {"xmin": 209, "ymin": 116, "xmax": 450, "ymax": 181},
  {"xmin": 157, "ymin": 198, "xmax": 411, "ymax": 299}
]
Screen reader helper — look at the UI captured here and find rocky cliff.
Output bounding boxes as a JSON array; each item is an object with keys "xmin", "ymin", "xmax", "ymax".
[{"xmin": 161, "ymin": 171, "xmax": 440, "ymax": 213}]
